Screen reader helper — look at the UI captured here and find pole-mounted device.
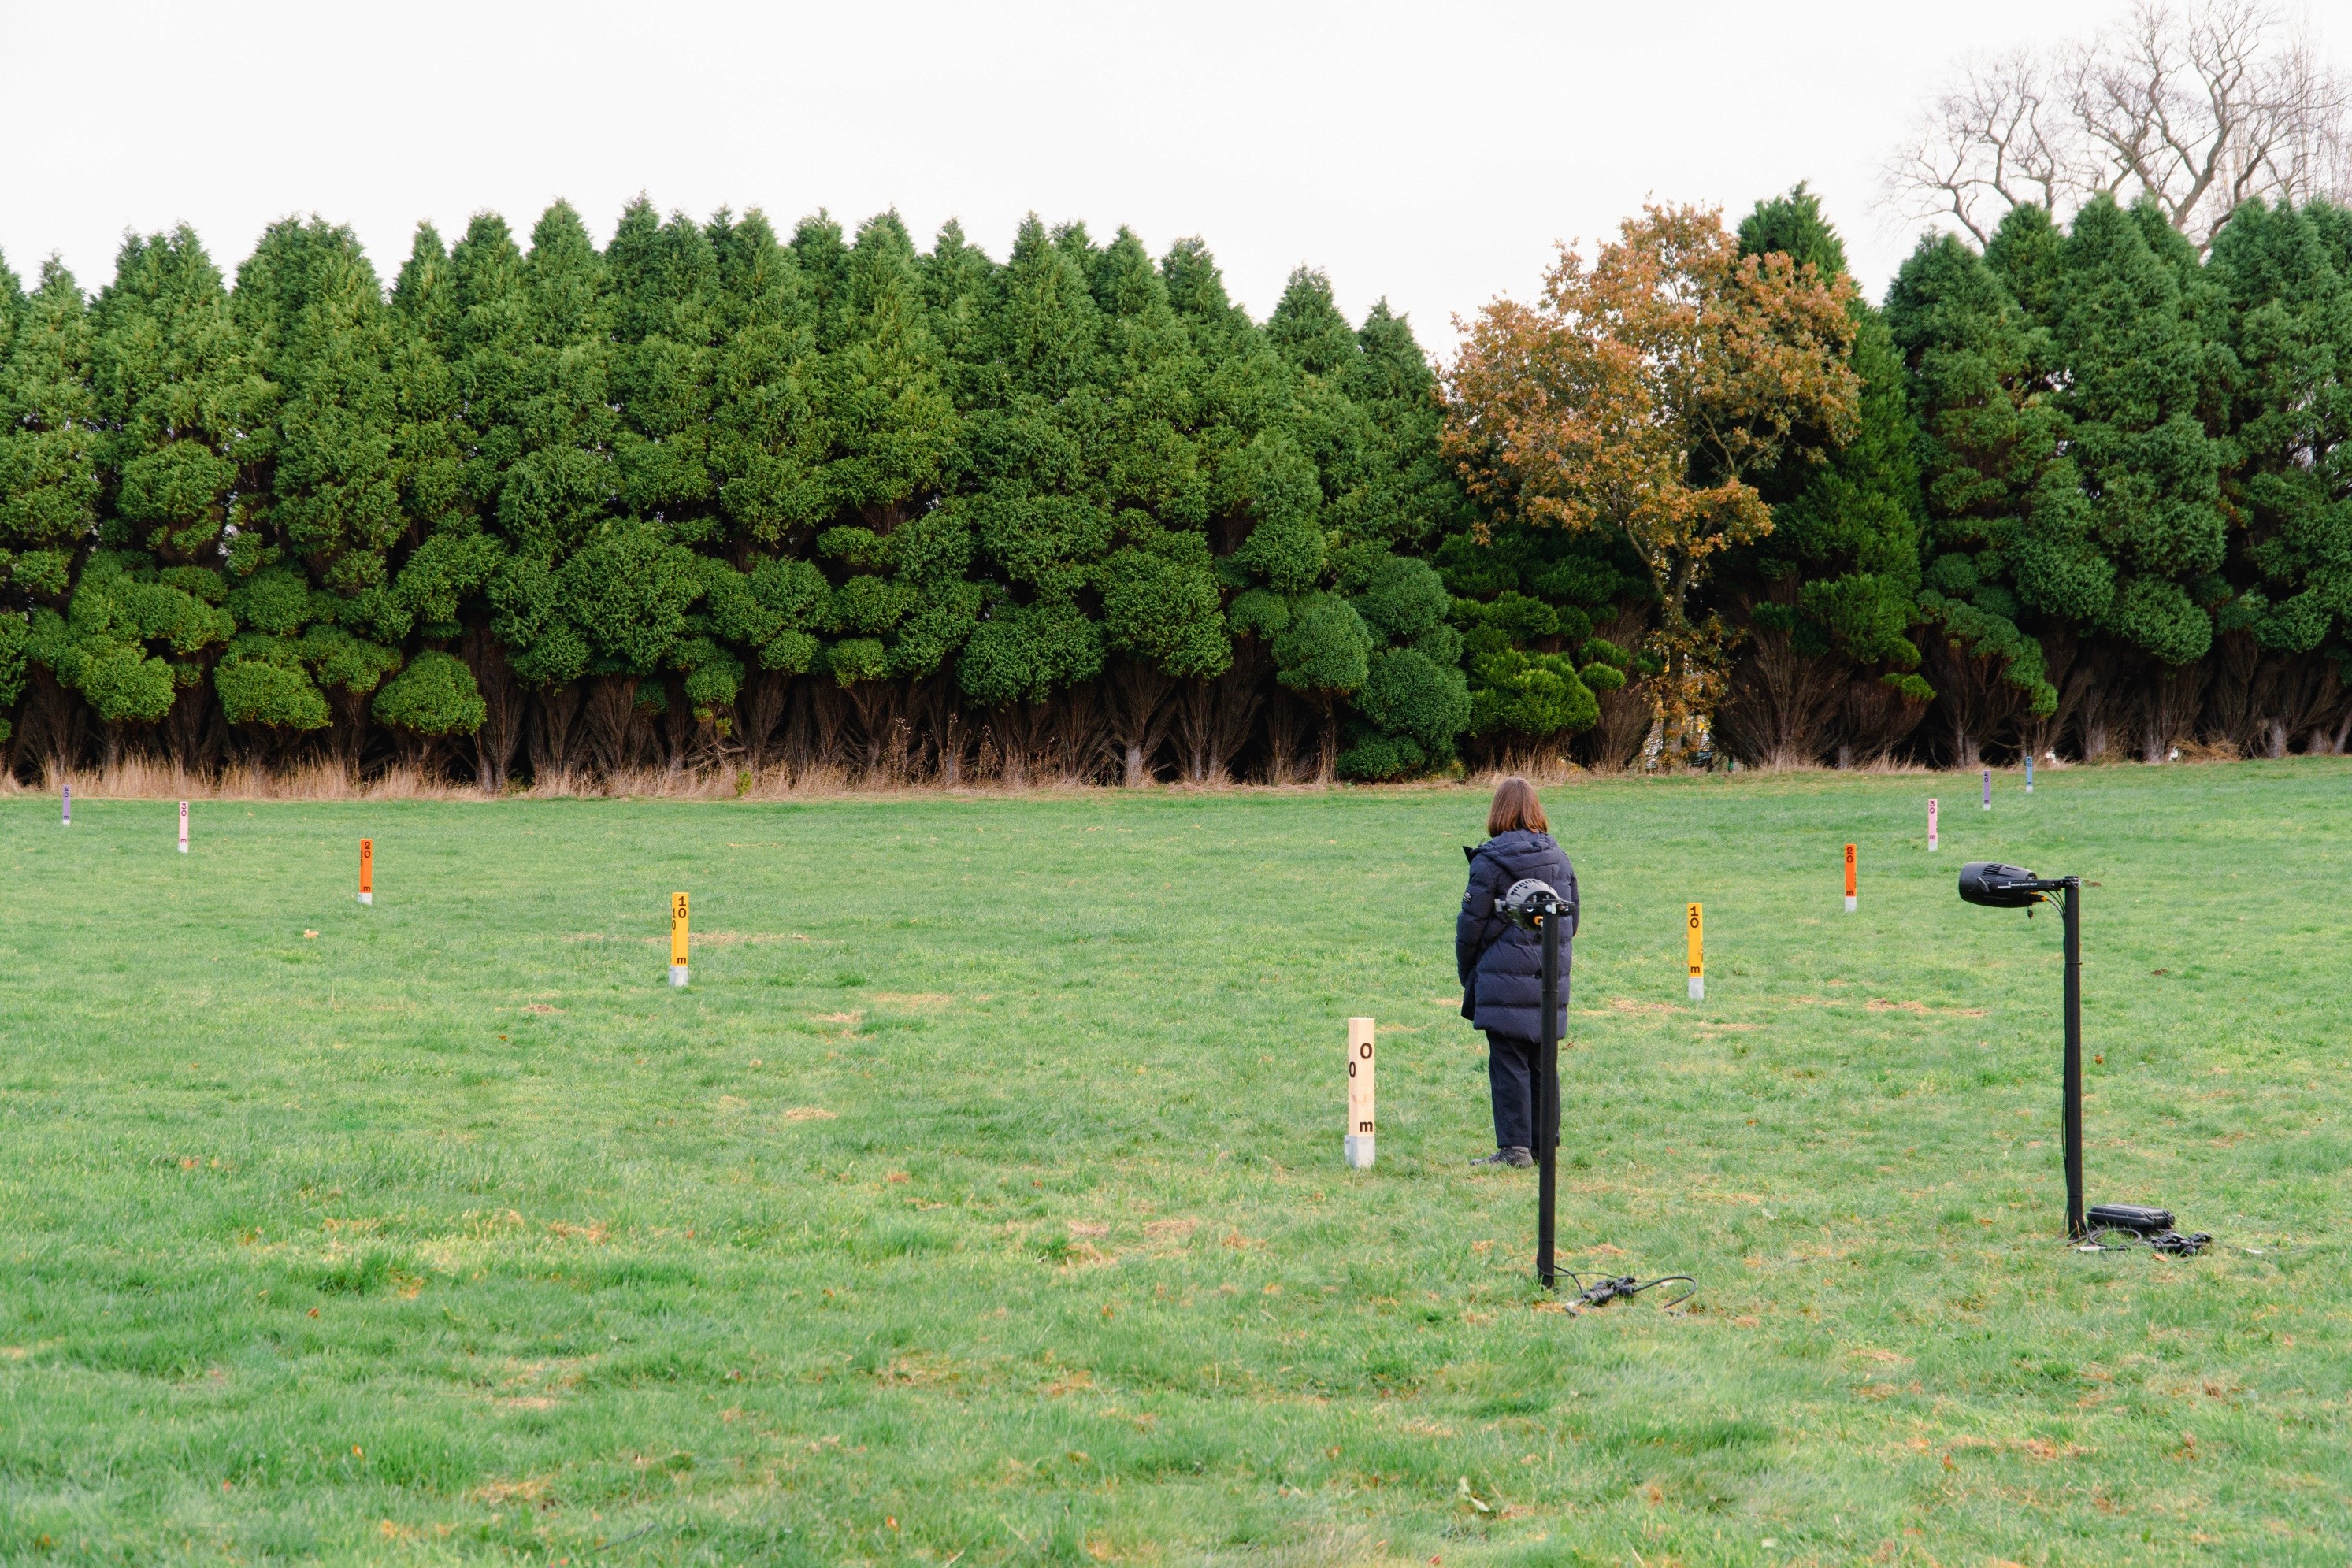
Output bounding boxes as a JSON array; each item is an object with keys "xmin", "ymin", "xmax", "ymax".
[
  {"xmin": 1956, "ymin": 862, "xmax": 2202, "ymax": 1251},
  {"xmin": 1956, "ymin": 862, "xmax": 2085, "ymax": 1236},
  {"xmin": 1498, "ymin": 877, "xmax": 1575, "ymax": 1288}
]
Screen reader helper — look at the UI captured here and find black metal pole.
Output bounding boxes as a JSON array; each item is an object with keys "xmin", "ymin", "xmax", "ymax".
[
  {"xmin": 2061, "ymin": 877, "xmax": 2085, "ymax": 1240},
  {"xmin": 1536, "ymin": 908, "xmax": 1560, "ymax": 1288}
]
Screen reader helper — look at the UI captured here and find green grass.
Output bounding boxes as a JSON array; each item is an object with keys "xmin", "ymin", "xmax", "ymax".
[{"xmin": 1, "ymin": 763, "xmax": 2346, "ymax": 1566}]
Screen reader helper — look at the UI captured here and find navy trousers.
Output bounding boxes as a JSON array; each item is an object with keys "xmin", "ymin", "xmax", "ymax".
[{"xmin": 1484, "ymin": 1032, "xmax": 1556, "ymax": 1151}]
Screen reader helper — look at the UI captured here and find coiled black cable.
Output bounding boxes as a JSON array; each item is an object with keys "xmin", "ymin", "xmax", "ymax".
[{"xmin": 2081, "ymin": 1225, "xmax": 2212, "ymax": 1256}]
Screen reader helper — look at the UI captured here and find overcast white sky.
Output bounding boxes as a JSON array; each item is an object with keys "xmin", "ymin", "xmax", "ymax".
[{"xmin": 2, "ymin": 2, "xmax": 2340, "ymax": 354}]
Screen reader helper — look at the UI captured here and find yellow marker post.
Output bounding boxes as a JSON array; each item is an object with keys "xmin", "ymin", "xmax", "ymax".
[
  {"xmin": 1686, "ymin": 902, "xmax": 1705, "ymax": 1001},
  {"xmin": 1843, "ymin": 843, "xmax": 1857, "ymax": 914},
  {"xmin": 1344, "ymin": 1017, "xmax": 1375, "ymax": 1170},
  {"xmin": 358, "ymin": 838, "xmax": 373, "ymax": 905},
  {"xmin": 669, "ymin": 892, "xmax": 690, "ymax": 987}
]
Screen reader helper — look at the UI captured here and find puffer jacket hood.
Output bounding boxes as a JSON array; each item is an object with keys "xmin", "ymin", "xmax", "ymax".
[{"xmin": 1456, "ymin": 828, "xmax": 1577, "ymax": 1041}]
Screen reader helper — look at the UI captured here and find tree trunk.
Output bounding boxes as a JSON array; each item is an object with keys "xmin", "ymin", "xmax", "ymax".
[
  {"xmin": 326, "ymin": 688, "xmax": 372, "ymax": 777},
  {"xmin": 807, "ymin": 681, "xmax": 853, "ymax": 773},
  {"xmin": 1048, "ymin": 682, "xmax": 1109, "ymax": 784},
  {"xmin": 1260, "ymin": 691, "xmax": 1311, "ymax": 784},
  {"xmin": 1173, "ymin": 644, "xmax": 1266, "ymax": 784},
  {"xmin": 840, "ymin": 679, "xmax": 901, "ymax": 780},
  {"xmin": 985, "ymin": 702, "xmax": 1051, "ymax": 787},
  {"xmin": 162, "ymin": 679, "xmax": 224, "ymax": 777},
  {"xmin": 581, "ymin": 676, "xmax": 641, "ymax": 780},
  {"xmin": 462, "ymin": 629, "xmax": 525, "ymax": 793},
  {"xmin": 2019, "ymin": 628, "xmax": 2085, "ymax": 762},
  {"xmin": 2136, "ymin": 662, "xmax": 2207, "ymax": 762},
  {"xmin": 657, "ymin": 679, "xmax": 703, "ymax": 773},
  {"xmin": 1920, "ymin": 629, "xmax": 2035, "ymax": 767},
  {"xmin": 20, "ymin": 669, "xmax": 85, "ymax": 784},
  {"xmin": 1827, "ymin": 673, "xmax": 1931, "ymax": 765},
  {"xmin": 1106, "ymin": 660, "xmax": 1177, "ymax": 786},
  {"xmin": 528, "ymin": 682, "xmax": 585, "ymax": 785},
  {"xmin": 902, "ymin": 678, "xmax": 963, "ymax": 785},
  {"xmin": 1714, "ymin": 596, "xmax": 1842, "ymax": 768},
  {"xmin": 1582, "ymin": 602, "xmax": 1655, "ymax": 772},
  {"xmin": 740, "ymin": 670, "xmax": 792, "ymax": 769}
]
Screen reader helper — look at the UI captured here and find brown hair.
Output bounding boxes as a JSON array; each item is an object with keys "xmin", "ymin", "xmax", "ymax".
[{"xmin": 1486, "ymin": 777, "xmax": 1548, "ymax": 837}]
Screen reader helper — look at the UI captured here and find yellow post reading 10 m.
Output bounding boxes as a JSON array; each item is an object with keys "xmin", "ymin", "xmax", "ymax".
[{"xmin": 1686, "ymin": 902, "xmax": 1705, "ymax": 1001}]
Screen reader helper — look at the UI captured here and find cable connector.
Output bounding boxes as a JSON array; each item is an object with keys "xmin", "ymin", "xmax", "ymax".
[{"xmin": 1565, "ymin": 1271, "xmax": 1695, "ymax": 1309}]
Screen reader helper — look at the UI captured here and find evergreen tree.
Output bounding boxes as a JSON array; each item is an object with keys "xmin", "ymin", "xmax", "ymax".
[
  {"xmin": 2030, "ymin": 196, "xmax": 2229, "ymax": 760},
  {"xmin": 1717, "ymin": 186, "xmax": 1932, "ymax": 767},
  {"xmin": 699, "ymin": 209, "xmax": 826, "ymax": 765},
  {"xmin": 2205, "ymin": 198, "xmax": 2352, "ymax": 755},
  {"xmin": 793, "ymin": 213, "xmax": 961, "ymax": 771},
  {"xmin": 0, "ymin": 257, "xmax": 96, "ymax": 762},
  {"xmin": 1884, "ymin": 226, "xmax": 2061, "ymax": 765},
  {"xmin": 71, "ymin": 229, "xmax": 263, "ymax": 764},
  {"xmin": 232, "ymin": 219, "xmax": 429, "ymax": 768},
  {"xmin": 452, "ymin": 204, "xmax": 625, "ymax": 775}
]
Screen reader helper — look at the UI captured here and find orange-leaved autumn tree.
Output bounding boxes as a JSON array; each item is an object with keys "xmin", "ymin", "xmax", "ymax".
[{"xmin": 1445, "ymin": 204, "xmax": 1861, "ymax": 764}]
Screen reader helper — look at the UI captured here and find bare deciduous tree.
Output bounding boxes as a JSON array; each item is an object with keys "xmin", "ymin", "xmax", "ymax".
[
  {"xmin": 1887, "ymin": 1, "xmax": 2351, "ymax": 250},
  {"xmin": 1888, "ymin": 50, "xmax": 2072, "ymax": 245}
]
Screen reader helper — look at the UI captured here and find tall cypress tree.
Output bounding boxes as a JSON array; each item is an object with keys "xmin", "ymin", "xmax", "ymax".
[
  {"xmin": 1087, "ymin": 226, "xmax": 1225, "ymax": 783},
  {"xmin": 0, "ymin": 252, "xmax": 54, "ymax": 758},
  {"xmin": 455, "ymin": 204, "xmax": 628, "ymax": 776},
  {"xmin": 2031, "ymin": 196, "xmax": 2229, "ymax": 760},
  {"xmin": 801, "ymin": 213, "xmax": 960, "ymax": 771},
  {"xmin": 1717, "ymin": 186, "xmax": 1931, "ymax": 767},
  {"xmin": 61, "ymin": 229, "xmax": 256, "ymax": 766},
  {"xmin": 954, "ymin": 217, "xmax": 1108, "ymax": 774},
  {"xmin": 702, "ymin": 209, "xmax": 826, "ymax": 765},
  {"xmin": 229, "ymin": 219, "xmax": 421, "ymax": 768},
  {"xmin": 1884, "ymin": 225, "xmax": 2060, "ymax": 765},
  {"xmin": 2205, "ymin": 198, "xmax": 2352, "ymax": 754},
  {"xmin": 1263, "ymin": 270, "xmax": 1470, "ymax": 780}
]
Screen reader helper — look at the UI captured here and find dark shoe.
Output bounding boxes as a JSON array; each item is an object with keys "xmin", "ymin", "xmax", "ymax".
[{"xmin": 1468, "ymin": 1147, "xmax": 1534, "ymax": 1169}]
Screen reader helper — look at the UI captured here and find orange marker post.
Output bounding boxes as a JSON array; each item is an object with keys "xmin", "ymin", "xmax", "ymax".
[
  {"xmin": 1686, "ymin": 902, "xmax": 1705, "ymax": 1002},
  {"xmin": 358, "ymin": 839, "xmax": 373, "ymax": 905},
  {"xmin": 669, "ymin": 891, "xmax": 690, "ymax": 987},
  {"xmin": 1345, "ymin": 1017, "xmax": 1375, "ymax": 1170},
  {"xmin": 1843, "ymin": 843, "xmax": 1857, "ymax": 914}
]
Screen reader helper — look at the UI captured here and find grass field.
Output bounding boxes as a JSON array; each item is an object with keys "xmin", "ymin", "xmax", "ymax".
[{"xmin": 0, "ymin": 762, "xmax": 2346, "ymax": 1566}]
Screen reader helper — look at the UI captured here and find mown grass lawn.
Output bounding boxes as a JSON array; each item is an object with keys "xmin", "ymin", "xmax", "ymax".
[{"xmin": 0, "ymin": 762, "xmax": 2345, "ymax": 1566}]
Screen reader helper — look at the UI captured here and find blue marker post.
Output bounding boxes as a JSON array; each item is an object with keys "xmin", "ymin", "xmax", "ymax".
[
  {"xmin": 1982, "ymin": 768, "xmax": 1991, "ymax": 810},
  {"xmin": 2025, "ymin": 755, "xmax": 2035, "ymax": 794},
  {"xmin": 61, "ymin": 783, "xmax": 70, "ymax": 826}
]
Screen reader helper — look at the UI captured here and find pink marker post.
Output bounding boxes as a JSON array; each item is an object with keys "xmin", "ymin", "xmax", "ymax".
[
  {"xmin": 178, "ymin": 799, "xmax": 189, "ymax": 854},
  {"xmin": 1927, "ymin": 797, "xmax": 1939, "ymax": 852}
]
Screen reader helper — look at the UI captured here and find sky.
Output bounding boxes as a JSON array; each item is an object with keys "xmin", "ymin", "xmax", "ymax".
[{"xmin": 1, "ymin": 1, "xmax": 2339, "ymax": 355}]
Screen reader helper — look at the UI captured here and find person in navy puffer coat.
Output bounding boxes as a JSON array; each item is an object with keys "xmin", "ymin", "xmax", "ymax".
[{"xmin": 1456, "ymin": 777, "xmax": 1577, "ymax": 1169}]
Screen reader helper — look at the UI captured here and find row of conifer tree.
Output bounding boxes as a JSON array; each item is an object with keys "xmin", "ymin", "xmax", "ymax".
[{"xmin": 0, "ymin": 187, "xmax": 2346, "ymax": 787}]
